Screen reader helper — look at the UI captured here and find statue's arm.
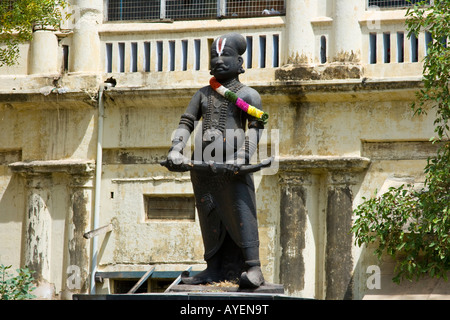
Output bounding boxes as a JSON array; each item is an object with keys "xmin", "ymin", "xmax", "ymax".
[
  {"xmin": 237, "ymin": 88, "xmax": 265, "ymax": 164},
  {"xmin": 167, "ymin": 90, "xmax": 202, "ymax": 165}
]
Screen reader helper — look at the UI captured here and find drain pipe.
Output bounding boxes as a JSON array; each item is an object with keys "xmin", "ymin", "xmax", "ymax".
[{"xmin": 90, "ymin": 82, "xmax": 112, "ymax": 294}]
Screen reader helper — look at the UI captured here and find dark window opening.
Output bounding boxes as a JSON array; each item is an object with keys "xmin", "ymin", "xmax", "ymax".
[
  {"xmin": 156, "ymin": 41, "xmax": 163, "ymax": 72},
  {"xmin": 118, "ymin": 42, "xmax": 125, "ymax": 72},
  {"xmin": 397, "ymin": 32, "xmax": 404, "ymax": 63},
  {"xmin": 246, "ymin": 36, "xmax": 253, "ymax": 69},
  {"xmin": 169, "ymin": 40, "xmax": 176, "ymax": 71},
  {"xmin": 112, "ymin": 278, "xmax": 176, "ymax": 294},
  {"xmin": 144, "ymin": 42, "xmax": 151, "ymax": 72},
  {"xmin": 130, "ymin": 42, "xmax": 138, "ymax": 72},
  {"xmin": 410, "ymin": 33, "xmax": 418, "ymax": 62},
  {"xmin": 320, "ymin": 35, "xmax": 327, "ymax": 64},
  {"xmin": 182, "ymin": 40, "xmax": 188, "ymax": 71},
  {"xmin": 106, "ymin": 43, "xmax": 113, "ymax": 73},
  {"xmin": 149, "ymin": 278, "xmax": 175, "ymax": 293},
  {"xmin": 259, "ymin": 35, "xmax": 266, "ymax": 68},
  {"xmin": 194, "ymin": 39, "xmax": 201, "ymax": 71},
  {"xmin": 273, "ymin": 34, "xmax": 280, "ymax": 67},
  {"xmin": 113, "ymin": 279, "xmax": 148, "ymax": 294},
  {"xmin": 369, "ymin": 33, "xmax": 377, "ymax": 64},
  {"xmin": 383, "ymin": 33, "xmax": 390, "ymax": 63},
  {"xmin": 62, "ymin": 45, "xmax": 69, "ymax": 72},
  {"xmin": 144, "ymin": 195, "xmax": 196, "ymax": 220}
]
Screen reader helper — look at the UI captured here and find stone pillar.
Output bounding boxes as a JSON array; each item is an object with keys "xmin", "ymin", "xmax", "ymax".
[
  {"xmin": 28, "ymin": 26, "xmax": 59, "ymax": 74},
  {"xmin": 9, "ymin": 160, "xmax": 95, "ymax": 299},
  {"xmin": 61, "ymin": 173, "xmax": 94, "ymax": 299},
  {"xmin": 23, "ymin": 173, "xmax": 54, "ymax": 298},
  {"xmin": 278, "ymin": 170, "xmax": 324, "ymax": 298},
  {"xmin": 332, "ymin": 1, "xmax": 363, "ymax": 62},
  {"xmin": 285, "ymin": 0, "xmax": 315, "ymax": 63},
  {"xmin": 325, "ymin": 170, "xmax": 359, "ymax": 300},
  {"xmin": 69, "ymin": 0, "xmax": 102, "ymax": 73},
  {"xmin": 277, "ymin": 156, "xmax": 370, "ymax": 299},
  {"xmin": 279, "ymin": 172, "xmax": 308, "ymax": 296}
]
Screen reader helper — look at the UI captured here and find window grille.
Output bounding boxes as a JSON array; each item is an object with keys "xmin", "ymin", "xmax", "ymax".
[
  {"xmin": 166, "ymin": 0, "xmax": 217, "ymax": 20},
  {"xmin": 108, "ymin": 0, "xmax": 160, "ymax": 21},
  {"xmin": 224, "ymin": 0, "xmax": 285, "ymax": 18},
  {"xmin": 368, "ymin": 0, "xmax": 430, "ymax": 8},
  {"xmin": 106, "ymin": 0, "xmax": 286, "ymax": 22}
]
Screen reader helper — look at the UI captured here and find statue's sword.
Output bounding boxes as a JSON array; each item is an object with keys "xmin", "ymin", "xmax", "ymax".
[{"xmin": 160, "ymin": 157, "xmax": 274, "ymax": 175}]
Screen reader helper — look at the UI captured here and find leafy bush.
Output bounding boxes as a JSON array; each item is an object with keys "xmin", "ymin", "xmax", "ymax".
[
  {"xmin": 0, "ymin": 0, "xmax": 68, "ymax": 66},
  {"xmin": 353, "ymin": 184, "xmax": 449, "ymax": 283},
  {"xmin": 0, "ymin": 265, "xmax": 36, "ymax": 300},
  {"xmin": 352, "ymin": 0, "xmax": 450, "ymax": 283}
]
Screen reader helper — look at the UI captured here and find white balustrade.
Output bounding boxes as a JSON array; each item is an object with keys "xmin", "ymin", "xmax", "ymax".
[{"xmin": 102, "ymin": 31, "xmax": 282, "ymax": 75}]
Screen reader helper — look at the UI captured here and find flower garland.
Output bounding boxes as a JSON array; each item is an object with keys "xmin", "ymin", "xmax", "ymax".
[{"xmin": 210, "ymin": 77, "xmax": 269, "ymax": 124}]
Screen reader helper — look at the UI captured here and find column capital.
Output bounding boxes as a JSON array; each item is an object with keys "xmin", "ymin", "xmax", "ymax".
[
  {"xmin": 278, "ymin": 156, "xmax": 370, "ymax": 173},
  {"xmin": 326, "ymin": 170, "xmax": 363, "ymax": 186},
  {"xmin": 9, "ymin": 160, "xmax": 95, "ymax": 176},
  {"xmin": 279, "ymin": 170, "xmax": 313, "ymax": 186}
]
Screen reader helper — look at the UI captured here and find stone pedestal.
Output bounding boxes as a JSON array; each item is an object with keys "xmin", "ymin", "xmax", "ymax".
[{"xmin": 167, "ymin": 283, "xmax": 285, "ymax": 295}]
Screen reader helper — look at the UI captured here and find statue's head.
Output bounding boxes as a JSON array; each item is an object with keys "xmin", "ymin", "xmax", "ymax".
[{"xmin": 210, "ymin": 33, "xmax": 247, "ymax": 80}]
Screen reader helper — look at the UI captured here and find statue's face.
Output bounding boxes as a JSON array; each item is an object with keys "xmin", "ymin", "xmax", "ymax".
[{"xmin": 210, "ymin": 42, "xmax": 243, "ymax": 80}]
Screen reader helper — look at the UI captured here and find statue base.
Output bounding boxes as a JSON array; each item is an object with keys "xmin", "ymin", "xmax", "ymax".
[
  {"xmin": 73, "ymin": 283, "xmax": 289, "ymax": 300},
  {"xmin": 167, "ymin": 282, "xmax": 285, "ymax": 294}
]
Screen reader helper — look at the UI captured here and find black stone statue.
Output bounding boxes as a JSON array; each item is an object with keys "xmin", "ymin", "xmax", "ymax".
[{"xmin": 163, "ymin": 33, "xmax": 266, "ymax": 289}]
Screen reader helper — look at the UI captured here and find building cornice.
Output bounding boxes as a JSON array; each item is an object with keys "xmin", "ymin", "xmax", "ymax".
[
  {"xmin": 0, "ymin": 74, "xmax": 424, "ymax": 106},
  {"xmin": 98, "ymin": 16, "xmax": 286, "ymax": 35}
]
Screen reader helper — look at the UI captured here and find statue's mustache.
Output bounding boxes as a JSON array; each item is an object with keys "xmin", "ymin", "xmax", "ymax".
[{"xmin": 211, "ymin": 63, "xmax": 229, "ymax": 71}]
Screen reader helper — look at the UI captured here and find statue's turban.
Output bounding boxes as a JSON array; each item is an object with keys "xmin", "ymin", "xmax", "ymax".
[{"xmin": 213, "ymin": 33, "xmax": 247, "ymax": 56}]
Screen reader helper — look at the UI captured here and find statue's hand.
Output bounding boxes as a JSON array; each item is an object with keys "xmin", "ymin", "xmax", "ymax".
[
  {"xmin": 219, "ymin": 162, "xmax": 241, "ymax": 177},
  {"xmin": 166, "ymin": 151, "xmax": 190, "ymax": 172},
  {"xmin": 235, "ymin": 149, "xmax": 250, "ymax": 165}
]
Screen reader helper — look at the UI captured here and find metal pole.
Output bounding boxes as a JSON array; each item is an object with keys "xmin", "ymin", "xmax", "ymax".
[{"xmin": 90, "ymin": 82, "xmax": 112, "ymax": 294}]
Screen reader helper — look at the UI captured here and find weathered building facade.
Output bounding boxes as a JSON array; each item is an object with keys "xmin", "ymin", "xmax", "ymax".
[{"xmin": 1, "ymin": 0, "xmax": 448, "ymax": 299}]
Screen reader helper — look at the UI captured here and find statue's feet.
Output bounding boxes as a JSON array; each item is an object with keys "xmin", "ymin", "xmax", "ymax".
[
  {"xmin": 239, "ymin": 266, "xmax": 264, "ymax": 289},
  {"xmin": 180, "ymin": 269, "xmax": 222, "ymax": 285}
]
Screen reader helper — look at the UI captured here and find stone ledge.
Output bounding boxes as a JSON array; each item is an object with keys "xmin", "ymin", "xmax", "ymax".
[
  {"xmin": 9, "ymin": 159, "xmax": 95, "ymax": 175},
  {"xmin": 278, "ymin": 156, "xmax": 371, "ymax": 172}
]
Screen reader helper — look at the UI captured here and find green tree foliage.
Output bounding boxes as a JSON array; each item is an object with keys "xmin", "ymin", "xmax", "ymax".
[
  {"xmin": 0, "ymin": 265, "xmax": 36, "ymax": 300},
  {"xmin": 0, "ymin": 0, "xmax": 68, "ymax": 66},
  {"xmin": 352, "ymin": 0, "xmax": 449, "ymax": 283}
]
